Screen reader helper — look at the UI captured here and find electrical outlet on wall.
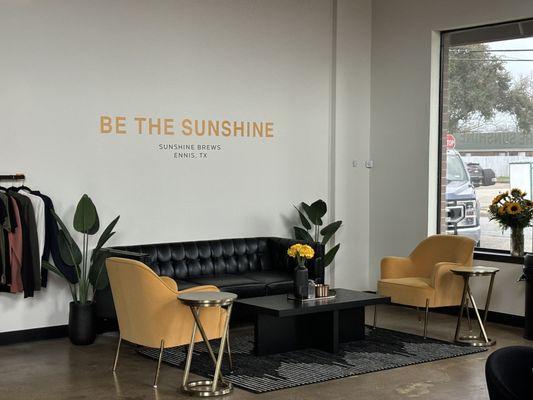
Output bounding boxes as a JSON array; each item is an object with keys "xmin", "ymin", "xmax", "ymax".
[
  {"xmin": 365, "ymin": 160, "xmax": 374, "ymax": 168},
  {"xmin": 352, "ymin": 160, "xmax": 358, "ymax": 168}
]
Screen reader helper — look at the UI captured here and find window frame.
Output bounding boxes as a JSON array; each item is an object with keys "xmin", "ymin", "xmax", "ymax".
[{"xmin": 436, "ymin": 18, "xmax": 533, "ymax": 260}]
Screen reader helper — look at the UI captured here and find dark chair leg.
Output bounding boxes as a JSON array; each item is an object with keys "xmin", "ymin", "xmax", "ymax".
[
  {"xmin": 113, "ymin": 336, "xmax": 122, "ymax": 372},
  {"xmin": 423, "ymin": 299, "xmax": 430, "ymax": 338},
  {"xmin": 153, "ymin": 339, "xmax": 165, "ymax": 388}
]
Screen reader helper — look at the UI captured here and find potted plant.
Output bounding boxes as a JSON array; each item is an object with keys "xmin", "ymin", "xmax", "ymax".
[
  {"xmin": 43, "ymin": 194, "xmax": 119, "ymax": 345},
  {"xmin": 287, "ymin": 243, "xmax": 315, "ymax": 299},
  {"xmin": 293, "ymin": 199, "xmax": 342, "ymax": 273},
  {"xmin": 489, "ymin": 188, "xmax": 533, "ymax": 256}
]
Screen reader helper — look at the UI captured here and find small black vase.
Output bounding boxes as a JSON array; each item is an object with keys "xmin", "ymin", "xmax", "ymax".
[
  {"xmin": 293, "ymin": 265, "xmax": 309, "ymax": 299},
  {"xmin": 69, "ymin": 301, "xmax": 96, "ymax": 345}
]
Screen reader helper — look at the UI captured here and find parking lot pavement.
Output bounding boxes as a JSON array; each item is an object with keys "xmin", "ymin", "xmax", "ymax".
[{"xmin": 476, "ymin": 182, "xmax": 509, "ymax": 218}]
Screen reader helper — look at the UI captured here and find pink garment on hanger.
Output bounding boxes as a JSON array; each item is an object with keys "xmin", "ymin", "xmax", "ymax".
[{"xmin": 8, "ymin": 196, "xmax": 23, "ymax": 293}]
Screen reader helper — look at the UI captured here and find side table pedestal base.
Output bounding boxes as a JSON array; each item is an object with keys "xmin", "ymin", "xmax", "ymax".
[{"xmin": 182, "ymin": 380, "xmax": 233, "ymax": 397}]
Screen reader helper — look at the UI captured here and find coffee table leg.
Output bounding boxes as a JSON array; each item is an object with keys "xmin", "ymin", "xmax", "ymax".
[{"xmin": 255, "ymin": 314, "xmax": 299, "ymax": 355}]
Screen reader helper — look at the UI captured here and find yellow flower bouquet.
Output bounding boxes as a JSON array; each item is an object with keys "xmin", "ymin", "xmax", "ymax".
[
  {"xmin": 287, "ymin": 243, "xmax": 315, "ymax": 299},
  {"xmin": 489, "ymin": 188, "xmax": 533, "ymax": 256},
  {"xmin": 287, "ymin": 243, "xmax": 315, "ymax": 267}
]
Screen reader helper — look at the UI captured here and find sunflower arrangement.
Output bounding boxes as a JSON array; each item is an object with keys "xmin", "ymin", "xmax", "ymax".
[
  {"xmin": 287, "ymin": 243, "xmax": 315, "ymax": 267},
  {"xmin": 488, "ymin": 188, "xmax": 533, "ymax": 230}
]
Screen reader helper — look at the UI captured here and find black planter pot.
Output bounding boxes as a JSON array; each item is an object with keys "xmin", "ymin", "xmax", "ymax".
[
  {"xmin": 69, "ymin": 301, "xmax": 96, "ymax": 345},
  {"xmin": 293, "ymin": 265, "xmax": 309, "ymax": 299}
]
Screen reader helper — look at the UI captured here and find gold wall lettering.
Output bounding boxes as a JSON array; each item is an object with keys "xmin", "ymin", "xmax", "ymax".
[{"xmin": 100, "ymin": 115, "xmax": 274, "ymax": 138}]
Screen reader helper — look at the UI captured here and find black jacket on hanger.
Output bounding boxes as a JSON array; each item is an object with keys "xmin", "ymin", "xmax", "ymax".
[{"xmin": 31, "ymin": 191, "xmax": 77, "ymax": 284}]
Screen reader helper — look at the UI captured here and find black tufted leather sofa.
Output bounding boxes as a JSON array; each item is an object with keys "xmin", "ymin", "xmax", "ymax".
[{"xmin": 95, "ymin": 237, "xmax": 324, "ymax": 322}]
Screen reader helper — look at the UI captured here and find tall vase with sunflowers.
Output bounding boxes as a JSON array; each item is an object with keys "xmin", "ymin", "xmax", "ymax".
[
  {"xmin": 287, "ymin": 243, "xmax": 315, "ymax": 299},
  {"xmin": 489, "ymin": 188, "xmax": 533, "ymax": 256}
]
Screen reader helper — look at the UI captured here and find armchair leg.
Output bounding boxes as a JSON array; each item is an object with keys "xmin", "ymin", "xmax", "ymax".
[
  {"xmin": 153, "ymin": 339, "xmax": 165, "ymax": 389},
  {"xmin": 373, "ymin": 304, "xmax": 377, "ymax": 329},
  {"xmin": 112, "ymin": 336, "xmax": 122, "ymax": 372},
  {"xmin": 423, "ymin": 299, "xmax": 430, "ymax": 339}
]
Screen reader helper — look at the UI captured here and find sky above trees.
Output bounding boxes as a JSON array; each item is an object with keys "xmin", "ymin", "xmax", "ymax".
[{"xmin": 449, "ymin": 37, "xmax": 533, "ymax": 135}]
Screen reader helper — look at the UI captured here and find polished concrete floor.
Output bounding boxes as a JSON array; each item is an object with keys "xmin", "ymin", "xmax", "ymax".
[{"xmin": 1, "ymin": 305, "xmax": 531, "ymax": 400}]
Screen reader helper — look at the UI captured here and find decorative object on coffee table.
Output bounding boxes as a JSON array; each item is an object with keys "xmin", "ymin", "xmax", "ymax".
[
  {"xmin": 287, "ymin": 243, "xmax": 315, "ymax": 299},
  {"xmin": 42, "ymin": 194, "xmax": 120, "ymax": 345},
  {"xmin": 488, "ymin": 188, "xmax": 533, "ymax": 256},
  {"xmin": 315, "ymin": 283, "xmax": 330, "ymax": 297},
  {"xmin": 292, "ymin": 199, "xmax": 342, "ymax": 274}
]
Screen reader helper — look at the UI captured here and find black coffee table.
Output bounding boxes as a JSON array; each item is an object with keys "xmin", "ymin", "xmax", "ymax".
[{"xmin": 236, "ymin": 288, "xmax": 390, "ymax": 355}]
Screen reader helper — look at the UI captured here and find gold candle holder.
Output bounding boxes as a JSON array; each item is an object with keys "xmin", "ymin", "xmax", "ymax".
[{"xmin": 315, "ymin": 284, "xmax": 330, "ymax": 297}]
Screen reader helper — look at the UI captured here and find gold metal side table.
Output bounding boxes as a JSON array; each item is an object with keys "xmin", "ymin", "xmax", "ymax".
[
  {"xmin": 178, "ymin": 291, "xmax": 237, "ymax": 397},
  {"xmin": 451, "ymin": 266, "xmax": 499, "ymax": 347}
]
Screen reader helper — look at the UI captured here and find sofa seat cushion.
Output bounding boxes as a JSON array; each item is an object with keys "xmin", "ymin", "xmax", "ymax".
[
  {"xmin": 377, "ymin": 277, "xmax": 435, "ymax": 308},
  {"xmin": 243, "ymin": 271, "xmax": 293, "ymax": 295},
  {"xmin": 265, "ymin": 280, "xmax": 293, "ymax": 295},
  {"xmin": 187, "ymin": 275, "xmax": 267, "ymax": 298},
  {"xmin": 242, "ymin": 271, "xmax": 292, "ymax": 284}
]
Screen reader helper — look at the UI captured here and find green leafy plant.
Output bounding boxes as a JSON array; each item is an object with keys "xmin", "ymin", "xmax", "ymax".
[
  {"xmin": 43, "ymin": 194, "xmax": 119, "ymax": 304},
  {"xmin": 293, "ymin": 199, "xmax": 342, "ymax": 267}
]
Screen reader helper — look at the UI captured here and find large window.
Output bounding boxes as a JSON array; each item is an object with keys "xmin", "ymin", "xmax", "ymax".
[{"xmin": 439, "ymin": 19, "xmax": 533, "ymax": 252}]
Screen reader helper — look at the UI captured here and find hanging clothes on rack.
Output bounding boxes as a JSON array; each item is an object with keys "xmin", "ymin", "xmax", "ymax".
[
  {"xmin": 0, "ymin": 192, "xmax": 12, "ymax": 286},
  {"xmin": 7, "ymin": 196, "xmax": 23, "ymax": 293},
  {"xmin": 0, "ymin": 174, "xmax": 77, "ymax": 296},
  {"xmin": 18, "ymin": 189, "xmax": 45, "ymax": 281},
  {"xmin": 7, "ymin": 191, "xmax": 40, "ymax": 297},
  {"xmin": 30, "ymin": 191, "xmax": 77, "ymax": 285}
]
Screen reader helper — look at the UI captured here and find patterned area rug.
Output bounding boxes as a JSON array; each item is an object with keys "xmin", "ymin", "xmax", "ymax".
[{"xmin": 138, "ymin": 327, "xmax": 486, "ymax": 393}]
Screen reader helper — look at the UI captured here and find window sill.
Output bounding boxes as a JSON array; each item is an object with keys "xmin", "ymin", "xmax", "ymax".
[{"xmin": 474, "ymin": 248, "xmax": 524, "ymax": 265}]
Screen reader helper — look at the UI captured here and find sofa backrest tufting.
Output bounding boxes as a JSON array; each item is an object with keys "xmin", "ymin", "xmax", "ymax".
[{"xmin": 113, "ymin": 237, "xmax": 315, "ymax": 281}]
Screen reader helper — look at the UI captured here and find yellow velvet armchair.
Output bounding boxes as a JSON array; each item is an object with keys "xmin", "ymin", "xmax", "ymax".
[
  {"xmin": 105, "ymin": 257, "xmax": 228, "ymax": 388},
  {"xmin": 377, "ymin": 235, "xmax": 475, "ymax": 337}
]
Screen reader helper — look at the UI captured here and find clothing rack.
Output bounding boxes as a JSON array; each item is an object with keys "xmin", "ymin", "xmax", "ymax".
[{"xmin": 0, "ymin": 174, "xmax": 25, "ymax": 181}]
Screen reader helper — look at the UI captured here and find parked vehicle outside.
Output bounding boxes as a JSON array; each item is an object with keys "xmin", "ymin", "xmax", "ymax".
[
  {"xmin": 466, "ymin": 162, "xmax": 483, "ymax": 187},
  {"xmin": 482, "ymin": 168, "xmax": 497, "ymax": 186},
  {"xmin": 446, "ymin": 150, "xmax": 481, "ymax": 245}
]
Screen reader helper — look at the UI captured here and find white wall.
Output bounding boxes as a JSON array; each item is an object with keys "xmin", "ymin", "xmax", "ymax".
[
  {"xmin": 470, "ymin": 260, "xmax": 525, "ymax": 316},
  {"xmin": 370, "ymin": 0, "xmax": 533, "ymax": 315},
  {"xmin": 333, "ymin": 0, "xmax": 372, "ymax": 290},
  {"xmin": 0, "ymin": 0, "xmax": 339, "ymax": 332}
]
